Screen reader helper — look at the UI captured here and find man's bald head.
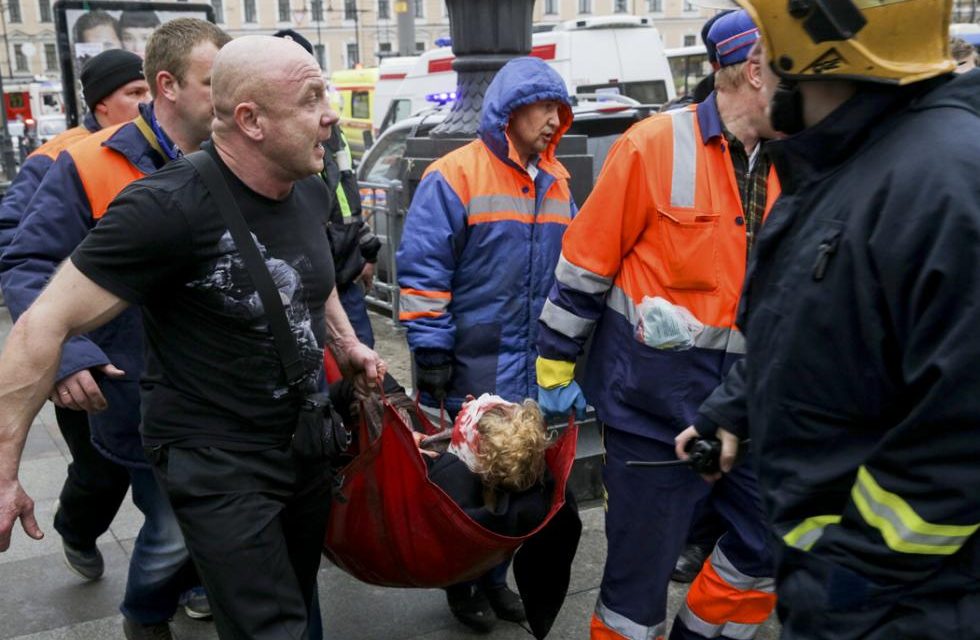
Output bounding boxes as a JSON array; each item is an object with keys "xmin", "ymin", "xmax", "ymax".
[{"xmin": 211, "ymin": 35, "xmax": 318, "ymax": 125}]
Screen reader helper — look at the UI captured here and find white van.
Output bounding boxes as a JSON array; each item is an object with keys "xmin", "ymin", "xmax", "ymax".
[
  {"xmin": 374, "ymin": 15, "xmax": 675, "ymax": 134},
  {"xmin": 372, "ymin": 55, "xmax": 419, "ymax": 135}
]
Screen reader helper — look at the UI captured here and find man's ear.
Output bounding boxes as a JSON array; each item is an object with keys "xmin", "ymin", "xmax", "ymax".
[
  {"xmin": 156, "ymin": 70, "xmax": 179, "ymax": 103},
  {"xmin": 234, "ymin": 102, "xmax": 264, "ymax": 142},
  {"xmin": 746, "ymin": 46, "xmax": 765, "ymax": 91}
]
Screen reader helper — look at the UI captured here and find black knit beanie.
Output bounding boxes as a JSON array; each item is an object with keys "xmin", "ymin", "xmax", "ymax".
[{"xmin": 81, "ymin": 49, "xmax": 145, "ymax": 111}]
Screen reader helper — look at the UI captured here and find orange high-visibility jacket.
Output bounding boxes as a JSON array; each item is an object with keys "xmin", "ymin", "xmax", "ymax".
[
  {"xmin": 0, "ymin": 115, "xmax": 99, "ymax": 254},
  {"xmin": 537, "ymin": 96, "xmax": 779, "ymax": 443}
]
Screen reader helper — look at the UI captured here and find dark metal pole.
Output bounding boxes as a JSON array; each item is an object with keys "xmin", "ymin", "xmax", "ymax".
[
  {"xmin": 353, "ymin": 0, "xmax": 360, "ymax": 65},
  {"xmin": 1, "ymin": 3, "xmax": 14, "ymax": 78},
  {"xmin": 395, "ymin": 0, "xmax": 414, "ymax": 56},
  {"xmin": 429, "ymin": 0, "xmax": 534, "ymax": 138},
  {"xmin": 0, "ymin": 70, "xmax": 18, "ymax": 182},
  {"xmin": 313, "ymin": 0, "xmax": 323, "ymax": 68}
]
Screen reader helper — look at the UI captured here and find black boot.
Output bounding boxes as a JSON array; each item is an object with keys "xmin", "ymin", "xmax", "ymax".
[
  {"xmin": 446, "ymin": 584, "xmax": 495, "ymax": 633},
  {"xmin": 485, "ymin": 585, "xmax": 526, "ymax": 623}
]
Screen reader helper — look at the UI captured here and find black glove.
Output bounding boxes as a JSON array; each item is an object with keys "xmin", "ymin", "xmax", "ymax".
[{"xmin": 414, "ymin": 349, "xmax": 453, "ymax": 401}]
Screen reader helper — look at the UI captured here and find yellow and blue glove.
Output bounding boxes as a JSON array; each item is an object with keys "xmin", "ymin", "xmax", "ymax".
[{"xmin": 536, "ymin": 357, "xmax": 587, "ymax": 420}]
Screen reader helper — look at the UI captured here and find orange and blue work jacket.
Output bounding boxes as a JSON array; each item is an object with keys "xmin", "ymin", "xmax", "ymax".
[
  {"xmin": 396, "ymin": 57, "xmax": 576, "ymax": 410},
  {"xmin": 537, "ymin": 94, "xmax": 779, "ymax": 443},
  {"xmin": 0, "ymin": 102, "xmax": 173, "ymax": 467},
  {"xmin": 0, "ymin": 113, "xmax": 100, "ymax": 255}
]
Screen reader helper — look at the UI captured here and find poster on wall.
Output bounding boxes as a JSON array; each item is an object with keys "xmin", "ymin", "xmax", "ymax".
[{"xmin": 54, "ymin": 0, "xmax": 215, "ymax": 126}]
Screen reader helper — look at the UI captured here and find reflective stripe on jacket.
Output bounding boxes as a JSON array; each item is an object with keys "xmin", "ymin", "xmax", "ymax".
[
  {"xmin": 397, "ymin": 56, "xmax": 575, "ymax": 409},
  {"xmin": 538, "ymin": 95, "xmax": 778, "ymax": 442}
]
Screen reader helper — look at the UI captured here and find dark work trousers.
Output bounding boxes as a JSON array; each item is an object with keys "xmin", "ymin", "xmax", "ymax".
[
  {"xmin": 685, "ymin": 496, "xmax": 727, "ymax": 549},
  {"xmin": 599, "ymin": 426, "xmax": 774, "ymax": 640},
  {"xmin": 52, "ymin": 406, "xmax": 130, "ymax": 550},
  {"xmin": 149, "ymin": 443, "xmax": 332, "ymax": 640},
  {"xmin": 338, "ymin": 282, "xmax": 375, "ymax": 349}
]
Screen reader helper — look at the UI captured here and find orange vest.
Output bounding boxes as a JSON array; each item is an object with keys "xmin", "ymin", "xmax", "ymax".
[
  {"xmin": 66, "ymin": 123, "xmax": 147, "ymax": 220},
  {"xmin": 28, "ymin": 125, "xmax": 92, "ymax": 161}
]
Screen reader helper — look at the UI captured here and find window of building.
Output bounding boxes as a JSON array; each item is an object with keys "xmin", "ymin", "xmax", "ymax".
[
  {"xmin": 38, "ymin": 0, "xmax": 51, "ymax": 22},
  {"xmin": 315, "ymin": 43, "xmax": 326, "ymax": 69},
  {"xmin": 415, "ymin": 41, "xmax": 425, "ymax": 52},
  {"xmin": 212, "ymin": 0, "xmax": 225, "ymax": 23},
  {"xmin": 578, "ymin": 0, "xmax": 591, "ymax": 14},
  {"xmin": 278, "ymin": 0, "xmax": 290, "ymax": 22},
  {"xmin": 8, "ymin": 0, "xmax": 22, "ymax": 23},
  {"xmin": 683, "ymin": 34, "xmax": 697, "ymax": 46},
  {"xmin": 545, "ymin": 0, "xmax": 558, "ymax": 14},
  {"xmin": 344, "ymin": 0, "xmax": 356, "ymax": 20},
  {"xmin": 614, "ymin": 0, "xmax": 627, "ymax": 12},
  {"xmin": 347, "ymin": 42, "xmax": 359, "ymax": 66},
  {"xmin": 377, "ymin": 0, "xmax": 390, "ymax": 19},
  {"xmin": 311, "ymin": 0, "xmax": 323, "ymax": 21},
  {"xmin": 647, "ymin": 0, "xmax": 662, "ymax": 11},
  {"xmin": 44, "ymin": 42, "xmax": 57, "ymax": 70},
  {"xmin": 244, "ymin": 0, "xmax": 257, "ymax": 23},
  {"xmin": 14, "ymin": 44, "xmax": 29, "ymax": 72},
  {"xmin": 683, "ymin": 0, "xmax": 696, "ymax": 11},
  {"xmin": 378, "ymin": 41, "xmax": 392, "ymax": 54},
  {"xmin": 413, "ymin": 0, "xmax": 424, "ymax": 18}
]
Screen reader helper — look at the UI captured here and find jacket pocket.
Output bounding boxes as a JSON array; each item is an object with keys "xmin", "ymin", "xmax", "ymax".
[
  {"xmin": 656, "ymin": 208, "xmax": 720, "ymax": 291},
  {"xmin": 618, "ymin": 341, "xmax": 688, "ymax": 429},
  {"xmin": 451, "ymin": 322, "xmax": 502, "ymax": 397}
]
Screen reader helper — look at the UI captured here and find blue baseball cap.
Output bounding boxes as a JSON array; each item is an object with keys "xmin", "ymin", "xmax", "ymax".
[{"xmin": 705, "ymin": 9, "xmax": 760, "ymax": 69}]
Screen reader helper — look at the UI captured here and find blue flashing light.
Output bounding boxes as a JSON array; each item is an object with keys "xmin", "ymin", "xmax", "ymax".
[
  {"xmin": 434, "ymin": 37, "xmax": 452, "ymax": 47},
  {"xmin": 425, "ymin": 91, "xmax": 458, "ymax": 106}
]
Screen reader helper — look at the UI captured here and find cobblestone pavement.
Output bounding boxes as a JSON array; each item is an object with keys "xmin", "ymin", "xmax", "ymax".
[{"xmin": 0, "ymin": 307, "xmax": 779, "ymax": 639}]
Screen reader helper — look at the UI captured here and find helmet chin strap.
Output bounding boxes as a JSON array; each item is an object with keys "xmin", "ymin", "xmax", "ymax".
[{"xmin": 769, "ymin": 78, "xmax": 806, "ymax": 136}]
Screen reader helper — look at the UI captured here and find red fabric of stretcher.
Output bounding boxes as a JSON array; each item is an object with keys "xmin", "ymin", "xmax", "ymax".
[{"xmin": 323, "ymin": 396, "xmax": 578, "ymax": 588}]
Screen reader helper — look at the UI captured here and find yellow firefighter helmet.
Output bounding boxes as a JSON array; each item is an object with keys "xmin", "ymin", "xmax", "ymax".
[{"xmin": 738, "ymin": 0, "xmax": 955, "ymax": 84}]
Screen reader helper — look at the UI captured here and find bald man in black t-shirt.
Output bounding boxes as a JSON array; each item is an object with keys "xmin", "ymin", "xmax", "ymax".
[{"xmin": 0, "ymin": 35, "xmax": 384, "ymax": 639}]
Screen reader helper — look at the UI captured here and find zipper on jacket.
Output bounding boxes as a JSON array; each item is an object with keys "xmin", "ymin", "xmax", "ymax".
[{"xmin": 812, "ymin": 232, "xmax": 841, "ymax": 281}]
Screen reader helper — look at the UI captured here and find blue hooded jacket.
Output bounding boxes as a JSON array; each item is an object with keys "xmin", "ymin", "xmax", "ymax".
[{"xmin": 396, "ymin": 56, "xmax": 576, "ymax": 410}]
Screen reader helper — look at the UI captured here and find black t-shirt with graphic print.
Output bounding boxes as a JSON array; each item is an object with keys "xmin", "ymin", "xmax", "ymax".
[{"xmin": 71, "ymin": 142, "xmax": 335, "ymax": 450}]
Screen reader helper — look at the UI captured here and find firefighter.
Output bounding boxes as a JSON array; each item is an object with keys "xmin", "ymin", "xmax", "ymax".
[
  {"xmin": 684, "ymin": 1, "xmax": 980, "ymax": 637},
  {"xmin": 536, "ymin": 10, "xmax": 781, "ymax": 640}
]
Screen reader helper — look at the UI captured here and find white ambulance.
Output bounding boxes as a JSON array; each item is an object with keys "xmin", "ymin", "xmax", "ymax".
[{"xmin": 373, "ymin": 15, "xmax": 675, "ymax": 135}]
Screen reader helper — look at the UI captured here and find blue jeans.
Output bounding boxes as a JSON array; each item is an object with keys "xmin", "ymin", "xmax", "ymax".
[
  {"xmin": 119, "ymin": 466, "xmax": 194, "ymax": 625},
  {"xmin": 338, "ymin": 283, "xmax": 374, "ymax": 348}
]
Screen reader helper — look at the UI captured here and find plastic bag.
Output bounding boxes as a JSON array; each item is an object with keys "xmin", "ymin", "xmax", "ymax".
[{"xmin": 634, "ymin": 296, "xmax": 703, "ymax": 350}]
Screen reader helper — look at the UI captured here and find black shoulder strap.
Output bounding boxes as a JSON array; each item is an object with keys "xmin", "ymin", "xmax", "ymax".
[{"xmin": 185, "ymin": 150, "xmax": 308, "ymax": 386}]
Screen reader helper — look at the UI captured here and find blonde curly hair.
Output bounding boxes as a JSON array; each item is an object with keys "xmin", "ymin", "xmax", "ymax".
[{"xmin": 475, "ymin": 399, "xmax": 552, "ymax": 493}]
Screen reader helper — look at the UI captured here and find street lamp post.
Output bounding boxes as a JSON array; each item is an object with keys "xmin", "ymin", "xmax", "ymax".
[
  {"xmin": 311, "ymin": 0, "xmax": 324, "ymax": 68},
  {"xmin": 327, "ymin": 1, "xmax": 369, "ymax": 67},
  {"xmin": 0, "ymin": 3, "xmax": 19, "ymax": 182}
]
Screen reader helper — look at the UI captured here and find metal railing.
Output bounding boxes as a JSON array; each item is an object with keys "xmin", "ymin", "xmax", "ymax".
[{"xmin": 360, "ymin": 178, "xmax": 406, "ymax": 325}]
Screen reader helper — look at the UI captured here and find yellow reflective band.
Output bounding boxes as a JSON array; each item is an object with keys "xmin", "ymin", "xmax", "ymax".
[
  {"xmin": 536, "ymin": 357, "xmax": 575, "ymax": 390},
  {"xmin": 852, "ymin": 466, "xmax": 980, "ymax": 556},
  {"xmin": 782, "ymin": 515, "xmax": 841, "ymax": 551}
]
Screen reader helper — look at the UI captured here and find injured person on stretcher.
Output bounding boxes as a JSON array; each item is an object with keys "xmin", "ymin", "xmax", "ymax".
[{"xmin": 331, "ymin": 375, "xmax": 556, "ymax": 537}]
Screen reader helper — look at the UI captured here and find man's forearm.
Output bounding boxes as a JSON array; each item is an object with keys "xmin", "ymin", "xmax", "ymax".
[
  {"xmin": 0, "ymin": 308, "xmax": 68, "ymax": 480},
  {"xmin": 324, "ymin": 286, "xmax": 358, "ymax": 349}
]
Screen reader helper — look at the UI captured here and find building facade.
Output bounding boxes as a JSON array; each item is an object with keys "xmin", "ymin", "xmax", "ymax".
[{"xmin": 1, "ymin": 0, "xmax": 713, "ymax": 81}]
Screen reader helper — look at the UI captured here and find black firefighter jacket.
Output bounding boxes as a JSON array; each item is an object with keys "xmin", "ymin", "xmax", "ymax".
[{"xmin": 696, "ymin": 71, "xmax": 980, "ymax": 639}]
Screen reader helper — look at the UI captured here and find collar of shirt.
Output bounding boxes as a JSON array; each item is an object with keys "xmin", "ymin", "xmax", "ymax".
[
  {"xmin": 139, "ymin": 102, "xmax": 182, "ymax": 161},
  {"xmin": 526, "ymin": 156, "xmax": 540, "ymax": 181}
]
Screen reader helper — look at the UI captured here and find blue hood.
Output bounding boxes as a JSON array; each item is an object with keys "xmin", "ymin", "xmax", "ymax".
[{"xmin": 478, "ymin": 56, "xmax": 572, "ymax": 168}]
